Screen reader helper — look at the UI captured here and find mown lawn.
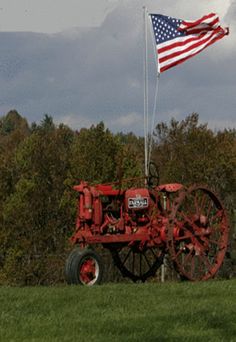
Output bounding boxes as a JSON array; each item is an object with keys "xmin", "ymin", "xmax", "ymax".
[{"xmin": 1, "ymin": 279, "xmax": 236, "ymax": 341}]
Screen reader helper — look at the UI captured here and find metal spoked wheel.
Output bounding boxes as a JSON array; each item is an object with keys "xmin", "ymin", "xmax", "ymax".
[
  {"xmin": 65, "ymin": 248, "xmax": 103, "ymax": 285},
  {"xmin": 167, "ymin": 185, "xmax": 229, "ymax": 281},
  {"xmin": 111, "ymin": 244, "xmax": 164, "ymax": 282}
]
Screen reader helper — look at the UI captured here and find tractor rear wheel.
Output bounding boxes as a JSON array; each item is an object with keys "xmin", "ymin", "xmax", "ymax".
[
  {"xmin": 65, "ymin": 248, "xmax": 103, "ymax": 285},
  {"xmin": 111, "ymin": 244, "xmax": 164, "ymax": 282},
  {"xmin": 167, "ymin": 185, "xmax": 229, "ymax": 281}
]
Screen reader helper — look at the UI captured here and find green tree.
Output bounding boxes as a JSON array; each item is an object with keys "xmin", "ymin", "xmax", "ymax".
[
  {"xmin": 0, "ymin": 117, "xmax": 76, "ymax": 285},
  {"xmin": 153, "ymin": 113, "xmax": 236, "ymax": 208},
  {"xmin": 0, "ymin": 110, "xmax": 29, "ymax": 136},
  {"xmin": 115, "ymin": 132, "xmax": 144, "ymax": 184},
  {"xmin": 71, "ymin": 122, "xmax": 120, "ymax": 184},
  {"xmin": 0, "ymin": 110, "xmax": 30, "ymax": 208}
]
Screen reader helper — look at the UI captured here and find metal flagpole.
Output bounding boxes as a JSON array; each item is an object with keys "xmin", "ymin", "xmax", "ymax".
[
  {"xmin": 143, "ymin": 6, "xmax": 148, "ymax": 180},
  {"xmin": 143, "ymin": 8, "xmax": 161, "ymax": 180},
  {"xmin": 143, "ymin": 9, "xmax": 162, "ymax": 184},
  {"xmin": 147, "ymin": 12, "xmax": 166, "ymax": 283},
  {"xmin": 148, "ymin": 13, "xmax": 160, "ymax": 76}
]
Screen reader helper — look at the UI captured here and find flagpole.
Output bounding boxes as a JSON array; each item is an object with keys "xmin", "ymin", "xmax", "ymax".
[
  {"xmin": 147, "ymin": 13, "xmax": 160, "ymax": 170},
  {"xmin": 143, "ymin": 6, "xmax": 148, "ymax": 180},
  {"xmin": 148, "ymin": 13, "xmax": 160, "ymax": 76}
]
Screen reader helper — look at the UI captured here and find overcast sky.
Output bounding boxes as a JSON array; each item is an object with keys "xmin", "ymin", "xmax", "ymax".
[{"xmin": 0, "ymin": 0, "xmax": 235, "ymax": 135}]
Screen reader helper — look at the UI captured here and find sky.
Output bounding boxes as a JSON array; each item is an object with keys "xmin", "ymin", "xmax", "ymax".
[{"xmin": 0, "ymin": 0, "xmax": 235, "ymax": 135}]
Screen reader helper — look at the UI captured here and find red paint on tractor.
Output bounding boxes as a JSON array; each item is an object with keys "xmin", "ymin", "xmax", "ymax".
[{"xmin": 67, "ymin": 179, "xmax": 229, "ymax": 284}]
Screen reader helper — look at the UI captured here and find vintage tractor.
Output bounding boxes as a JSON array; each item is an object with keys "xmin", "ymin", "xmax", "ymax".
[{"xmin": 65, "ymin": 171, "xmax": 229, "ymax": 285}]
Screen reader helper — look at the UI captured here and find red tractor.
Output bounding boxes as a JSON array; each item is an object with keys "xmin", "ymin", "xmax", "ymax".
[{"xmin": 65, "ymin": 172, "xmax": 229, "ymax": 285}]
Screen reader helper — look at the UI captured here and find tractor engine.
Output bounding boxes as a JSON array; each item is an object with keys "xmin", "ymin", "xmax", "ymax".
[
  {"xmin": 72, "ymin": 182, "xmax": 153, "ymax": 237},
  {"xmin": 125, "ymin": 188, "xmax": 150, "ymax": 226}
]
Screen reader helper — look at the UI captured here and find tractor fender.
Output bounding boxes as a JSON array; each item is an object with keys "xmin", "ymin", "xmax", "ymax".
[{"xmin": 156, "ymin": 183, "xmax": 183, "ymax": 193}]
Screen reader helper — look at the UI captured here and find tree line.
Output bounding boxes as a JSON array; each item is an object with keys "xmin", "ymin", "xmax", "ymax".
[{"xmin": 0, "ymin": 110, "xmax": 235, "ymax": 285}]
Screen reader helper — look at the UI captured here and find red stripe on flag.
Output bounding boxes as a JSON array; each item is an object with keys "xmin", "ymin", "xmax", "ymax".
[
  {"xmin": 158, "ymin": 33, "xmax": 208, "ymax": 54},
  {"xmin": 159, "ymin": 28, "xmax": 223, "ymax": 64},
  {"xmin": 159, "ymin": 29, "xmax": 227, "ymax": 72},
  {"xmin": 180, "ymin": 13, "xmax": 218, "ymax": 31},
  {"xmin": 185, "ymin": 20, "xmax": 219, "ymax": 34}
]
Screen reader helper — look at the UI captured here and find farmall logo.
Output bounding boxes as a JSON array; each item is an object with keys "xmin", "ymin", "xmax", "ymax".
[{"xmin": 128, "ymin": 195, "xmax": 148, "ymax": 209}]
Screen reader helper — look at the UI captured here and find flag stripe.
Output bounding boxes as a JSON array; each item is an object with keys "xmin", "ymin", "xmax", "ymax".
[
  {"xmin": 160, "ymin": 32, "xmax": 225, "ymax": 72},
  {"xmin": 159, "ymin": 28, "xmax": 223, "ymax": 62},
  {"xmin": 159, "ymin": 30, "xmax": 226, "ymax": 72},
  {"xmin": 158, "ymin": 32, "xmax": 210, "ymax": 54},
  {"xmin": 184, "ymin": 19, "xmax": 220, "ymax": 34},
  {"xmin": 179, "ymin": 13, "xmax": 219, "ymax": 31}
]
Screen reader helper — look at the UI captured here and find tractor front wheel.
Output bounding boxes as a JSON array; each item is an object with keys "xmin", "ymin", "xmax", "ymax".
[{"xmin": 65, "ymin": 248, "xmax": 103, "ymax": 285}]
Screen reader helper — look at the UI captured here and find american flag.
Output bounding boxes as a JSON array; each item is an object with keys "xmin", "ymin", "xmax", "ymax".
[{"xmin": 150, "ymin": 13, "xmax": 229, "ymax": 73}]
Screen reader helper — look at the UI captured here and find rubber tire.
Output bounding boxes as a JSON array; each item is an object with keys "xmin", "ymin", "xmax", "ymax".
[
  {"xmin": 65, "ymin": 247, "xmax": 81, "ymax": 284},
  {"xmin": 65, "ymin": 248, "xmax": 104, "ymax": 285}
]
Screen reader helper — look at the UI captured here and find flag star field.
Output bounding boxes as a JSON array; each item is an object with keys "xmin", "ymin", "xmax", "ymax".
[{"xmin": 151, "ymin": 15, "xmax": 184, "ymax": 43}]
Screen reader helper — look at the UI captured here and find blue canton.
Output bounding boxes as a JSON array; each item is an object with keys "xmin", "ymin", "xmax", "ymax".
[{"xmin": 150, "ymin": 14, "xmax": 186, "ymax": 44}]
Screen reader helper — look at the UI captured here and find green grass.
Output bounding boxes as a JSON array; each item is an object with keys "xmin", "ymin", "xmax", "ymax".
[{"xmin": 1, "ymin": 279, "xmax": 236, "ymax": 342}]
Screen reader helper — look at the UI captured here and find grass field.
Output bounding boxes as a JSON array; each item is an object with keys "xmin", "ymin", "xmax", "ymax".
[{"xmin": 1, "ymin": 279, "xmax": 236, "ymax": 342}]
